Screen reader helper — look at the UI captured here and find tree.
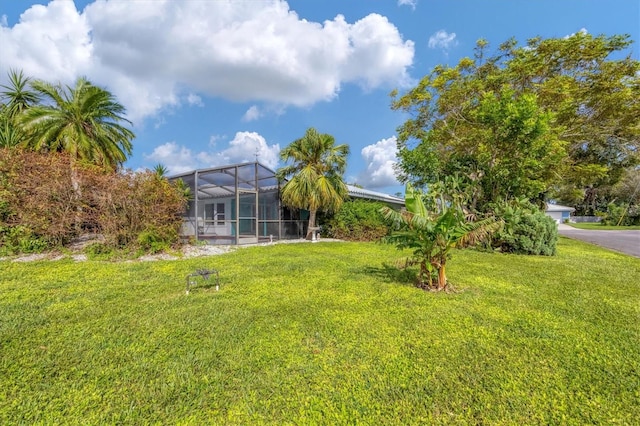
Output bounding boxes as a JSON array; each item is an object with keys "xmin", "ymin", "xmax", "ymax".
[
  {"xmin": 276, "ymin": 128, "xmax": 350, "ymax": 240},
  {"xmin": 19, "ymin": 77, "xmax": 134, "ymax": 170},
  {"xmin": 393, "ymin": 33, "xmax": 640, "ymax": 212},
  {"xmin": 0, "ymin": 69, "xmax": 39, "ymax": 147},
  {"xmin": 381, "ymin": 180, "xmax": 500, "ymax": 291}
]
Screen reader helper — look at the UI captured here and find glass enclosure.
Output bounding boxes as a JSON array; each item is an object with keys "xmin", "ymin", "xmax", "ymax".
[{"xmin": 170, "ymin": 162, "xmax": 307, "ymax": 245}]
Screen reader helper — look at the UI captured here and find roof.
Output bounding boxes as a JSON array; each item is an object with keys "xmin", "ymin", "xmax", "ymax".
[
  {"xmin": 169, "ymin": 162, "xmax": 406, "ymax": 207},
  {"xmin": 347, "ymin": 184, "xmax": 405, "ymax": 206},
  {"xmin": 546, "ymin": 203, "xmax": 575, "ymax": 212}
]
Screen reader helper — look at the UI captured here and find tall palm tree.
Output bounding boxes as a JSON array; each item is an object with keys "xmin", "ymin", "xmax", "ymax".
[
  {"xmin": 276, "ymin": 128, "xmax": 350, "ymax": 240},
  {"xmin": 20, "ymin": 77, "xmax": 134, "ymax": 169}
]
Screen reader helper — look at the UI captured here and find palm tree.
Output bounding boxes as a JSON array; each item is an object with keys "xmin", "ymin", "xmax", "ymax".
[
  {"xmin": 1, "ymin": 69, "xmax": 40, "ymax": 119},
  {"xmin": 19, "ymin": 77, "xmax": 134, "ymax": 169},
  {"xmin": 0, "ymin": 69, "xmax": 40, "ymax": 147},
  {"xmin": 382, "ymin": 182, "xmax": 501, "ymax": 291},
  {"xmin": 276, "ymin": 128, "xmax": 350, "ymax": 240}
]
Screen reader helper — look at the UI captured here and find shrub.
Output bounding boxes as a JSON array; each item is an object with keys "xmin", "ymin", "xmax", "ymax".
[
  {"xmin": 490, "ymin": 199, "xmax": 558, "ymax": 255},
  {"xmin": 0, "ymin": 149, "xmax": 188, "ymax": 254},
  {"xmin": 0, "ymin": 225, "xmax": 48, "ymax": 255},
  {"xmin": 322, "ymin": 199, "xmax": 390, "ymax": 241},
  {"xmin": 84, "ymin": 242, "xmax": 114, "ymax": 259},
  {"xmin": 136, "ymin": 226, "xmax": 177, "ymax": 253},
  {"xmin": 601, "ymin": 203, "xmax": 640, "ymax": 226}
]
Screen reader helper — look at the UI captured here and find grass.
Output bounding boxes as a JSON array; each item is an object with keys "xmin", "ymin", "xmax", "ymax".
[
  {"xmin": 1, "ymin": 239, "xmax": 639, "ymax": 424},
  {"xmin": 569, "ymin": 222, "xmax": 640, "ymax": 230}
]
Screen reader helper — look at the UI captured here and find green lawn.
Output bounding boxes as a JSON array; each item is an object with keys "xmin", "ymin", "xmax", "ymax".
[
  {"xmin": 1, "ymin": 239, "xmax": 639, "ymax": 424},
  {"xmin": 569, "ymin": 222, "xmax": 640, "ymax": 230}
]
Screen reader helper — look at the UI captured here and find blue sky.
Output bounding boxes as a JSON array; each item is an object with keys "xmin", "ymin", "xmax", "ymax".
[{"xmin": 1, "ymin": 0, "xmax": 639, "ymax": 195}]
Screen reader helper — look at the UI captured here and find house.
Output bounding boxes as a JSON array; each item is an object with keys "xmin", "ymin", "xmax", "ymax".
[
  {"xmin": 545, "ymin": 203, "xmax": 575, "ymax": 224},
  {"xmin": 169, "ymin": 161, "xmax": 405, "ymax": 245}
]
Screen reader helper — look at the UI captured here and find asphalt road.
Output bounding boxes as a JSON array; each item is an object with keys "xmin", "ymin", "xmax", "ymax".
[{"xmin": 558, "ymin": 224, "xmax": 640, "ymax": 258}]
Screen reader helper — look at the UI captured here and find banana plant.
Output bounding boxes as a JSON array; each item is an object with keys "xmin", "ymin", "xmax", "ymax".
[{"xmin": 382, "ymin": 182, "xmax": 501, "ymax": 291}]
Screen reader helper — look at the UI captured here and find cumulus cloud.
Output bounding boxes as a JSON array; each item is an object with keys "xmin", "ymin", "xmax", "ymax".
[
  {"xmin": 145, "ymin": 132, "xmax": 280, "ymax": 175},
  {"xmin": 428, "ymin": 30, "xmax": 458, "ymax": 51},
  {"xmin": 144, "ymin": 141, "xmax": 198, "ymax": 175},
  {"xmin": 0, "ymin": 1, "xmax": 92, "ymax": 83},
  {"xmin": 1, "ymin": 0, "xmax": 414, "ymax": 124},
  {"xmin": 358, "ymin": 136, "xmax": 401, "ymax": 188}
]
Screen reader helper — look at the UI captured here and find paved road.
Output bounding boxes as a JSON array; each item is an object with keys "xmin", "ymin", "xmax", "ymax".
[{"xmin": 558, "ymin": 224, "xmax": 640, "ymax": 258}]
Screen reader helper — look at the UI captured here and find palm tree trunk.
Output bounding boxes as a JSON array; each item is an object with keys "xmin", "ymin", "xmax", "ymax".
[{"xmin": 306, "ymin": 209, "xmax": 317, "ymax": 240}]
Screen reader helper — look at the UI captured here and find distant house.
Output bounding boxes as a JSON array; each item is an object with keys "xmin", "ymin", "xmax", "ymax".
[
  {"xmin": 169, "ymin": 161, "xmax": 404, "ymax": 245},
  {"xmin": 545, "ymin": 203, "xmax": 575, "ymax": 224}
]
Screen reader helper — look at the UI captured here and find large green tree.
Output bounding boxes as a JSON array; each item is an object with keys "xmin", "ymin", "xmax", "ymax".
[
  {"xmin": 19, "ymin": 76, "xmax": 134, "ymax": 170},
  {"xmin": 276, "ymin": 127, "xmax": 350, "ymax": 240},
  {"xmin": 393, "ymin": 33, "xmax": 640, "ymax": 213}
]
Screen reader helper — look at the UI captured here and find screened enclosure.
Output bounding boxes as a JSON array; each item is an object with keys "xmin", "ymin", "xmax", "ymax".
[{"xmin": 170, "ymin": 162, "xmax": 307, "ymax": 245}]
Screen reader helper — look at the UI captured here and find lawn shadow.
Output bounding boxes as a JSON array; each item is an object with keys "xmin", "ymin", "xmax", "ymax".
[{"xmin": 359, "ymin": 263, "xmax": 417, "ymax": 286}]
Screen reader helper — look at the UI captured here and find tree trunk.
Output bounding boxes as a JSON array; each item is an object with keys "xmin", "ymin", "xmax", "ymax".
[
  {"xmin": 437, "ymin": 263, "xmax": 447, "ymax": 291},
  {"xmin": 70, "ymin": 161, "xmax": 83, "ymax": 233},
  {"xmin": 305, "ymin": 209, "xmax": 317, "ymax": 240}
]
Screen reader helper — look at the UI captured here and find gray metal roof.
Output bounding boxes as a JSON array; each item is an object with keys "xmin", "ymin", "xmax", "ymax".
[
  {"xmin": 546, "ymin": 203, "xmax": 575, "ymax": 212},
  {"xmin": 346, "ymin": 184, "xmax": 405, "ymax": 206}
]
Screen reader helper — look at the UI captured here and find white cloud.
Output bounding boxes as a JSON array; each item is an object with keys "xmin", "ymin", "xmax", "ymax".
[
  {"xmin": 0, "ymin": 0, "xmax": 414, "ymax": 124},
  {"xmin": 145, "ymin": 132, "xmax": 280, "ymax": 174},
  {"xmin": 144, "ymin": 141, "xmax": 198, "ymax": 175},
  {"xmin": 198, "ymin": 132, "xmax": 281, "ymax": 170},
  {"xmin": 398, "ymin": 0, "xmax": 417, "ymax": 10},
  {"xmin": 428, "ymin": 30, "xmax": 458, "ymax": 51},
  {"xmin": 242, "ymin": 105, "xmax": 262, "ymax": 122},
  {"xmin": 0, "ymin": 0, "xmax": 92, "ymax": 84},
  {"xmin": 209, "ymin": 134, "xmax": 225, "ymax": 147},
  {"xmin": 358, "ymin": 136, "xmax": 401, "ymax": 188},
  {"xmin": 186, "ymin": 93, "xmax": 203, "ymax": 107}
]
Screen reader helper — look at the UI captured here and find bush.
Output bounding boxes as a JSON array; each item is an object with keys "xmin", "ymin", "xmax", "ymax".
[
  {"xmin": 0, "ymin": 225, "xmax": 48, "ymax": 255},
  {"xmin": 137, "ymin": 226, "xmax": 177, "ymax": 253},
  {"xmin": 601, "ymin": 203, "xmax": 640, "ymax": 226},
  {"xmin": 322, "ymin": 200, "xmax": 390, "ymax": 241},
  {"xmin": 490, "ymin": 199, "xmax": 558, "ymax": 255},
  {"xmin": 0, "ymin": 149, "xmax": 188, "ymax": 254}
]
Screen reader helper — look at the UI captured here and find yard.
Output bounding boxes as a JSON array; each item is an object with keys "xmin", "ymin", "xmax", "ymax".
[
  {"xmin": 1, "ymin": 238, "xmax": 639, "ymax": 424},
  {"xmin": 569, "ymin": 222, "xmax": 640, "ymax": 231}
]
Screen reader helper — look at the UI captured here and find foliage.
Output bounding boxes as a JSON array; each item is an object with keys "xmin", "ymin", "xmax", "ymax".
[
  {"xmin": 0, "ymin": 149, "xmax": 81, "ymax": 249},
  {"xmin": 276, "ymin": 127, "xmax": 350, "ymax": 239},
  {"xmin": 17, "ymin": 76, "xmax": 134, "ymax": 170},
  {"xmin": 0, "ymin": 70, "xmax": 38, "ymax": 148},
  {"xmin": 489, "ymin": 199, "xmax": 558, "ymax": 255},
  {"xmin": 1, "ymin": 241, "xmax": 639, "ymax": 424},
  {"xmin": 0, "ymin": 149, "xmax": 188, "ymax": 254},
  {"xmin": 392, "ymin": 33, "xmax": 640, "ymax": 212},
  {"xmin": 601, "ymin": 202, "xmax": 640, "ymax": 226},
  {"xmin": 382, "ymin": 181, "xmax": 501, "ymax": 290},
  {"xmin": 322, "ymin": 199, "xmax": 389, "ymax": 241},
  {"xmin": 0, "ymin": 225, "xmax": 48, "ymax": 256}
]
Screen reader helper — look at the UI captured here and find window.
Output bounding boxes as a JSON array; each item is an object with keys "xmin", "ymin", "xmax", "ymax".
[{"xmin": 216, "ymin": 203, "xmax": 225, "ymax": 225}]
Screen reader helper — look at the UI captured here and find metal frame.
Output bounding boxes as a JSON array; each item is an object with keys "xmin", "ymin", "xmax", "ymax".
[{"xmin": 170, "ymin": 161, "xmax": 306, "ymax": 245}]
